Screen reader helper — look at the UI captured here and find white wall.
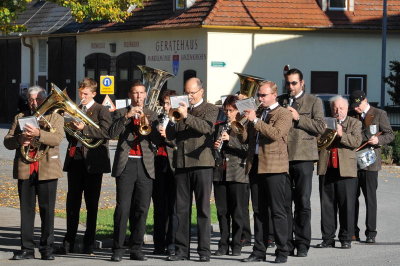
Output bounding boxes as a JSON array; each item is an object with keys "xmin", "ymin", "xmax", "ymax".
[
  {"xmin": 207, "ymin": 30, "xmax": 400, "ymax": 105},
  {"xmin": 76, "ymin": 29, "xmax": 207, "ymax": 99}
]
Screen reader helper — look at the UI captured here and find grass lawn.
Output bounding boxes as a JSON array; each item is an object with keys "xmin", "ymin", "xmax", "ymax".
[{"xmin": 56, "ymin": 203, "xmax": 218, "ymax": 239}]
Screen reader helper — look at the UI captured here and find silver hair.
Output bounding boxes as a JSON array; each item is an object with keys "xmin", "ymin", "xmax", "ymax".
[
  {"xmin": 27, "ymin": 86, "xmax": 47, "ymax": 99},
  {"xmin": 329, "ymin": 95, "xmax": 348, "ymax": 108}
]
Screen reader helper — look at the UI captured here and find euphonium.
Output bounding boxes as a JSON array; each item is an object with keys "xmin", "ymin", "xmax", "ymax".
[
  {"xmin": 20, "ymin": 88, "xmax": 60, "ymax": 163},
  {"xmin": 137, "ymin": 65, "xmax": 175, "ymax": 135},
  {"xmin": 47, "ymin": 84, "xmax": 103, "ymax": 149}
]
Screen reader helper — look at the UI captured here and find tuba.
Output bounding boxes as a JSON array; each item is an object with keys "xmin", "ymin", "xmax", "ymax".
[
  {"xmin": 230, "ymin": 73, "xmax": 265, "ymax": 135},
  {"xmin": 137, "ymin": 65, "xmax": 175, "ymax": 135}
]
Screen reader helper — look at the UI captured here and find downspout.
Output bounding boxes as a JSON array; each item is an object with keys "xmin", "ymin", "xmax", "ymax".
[{"xmin": 21, "ymin": 35, "xmax": 34, "ymax": 86}]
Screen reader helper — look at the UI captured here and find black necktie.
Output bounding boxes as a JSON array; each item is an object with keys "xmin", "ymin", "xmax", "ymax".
[{"xmin": 82, "ymin": 106, "xmax": 87, "ymax": 113}]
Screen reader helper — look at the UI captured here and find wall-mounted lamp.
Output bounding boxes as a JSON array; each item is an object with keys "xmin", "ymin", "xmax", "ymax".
[{"xmin": 109, "ymin": 43, "xmax": 116, "ymax": 53}]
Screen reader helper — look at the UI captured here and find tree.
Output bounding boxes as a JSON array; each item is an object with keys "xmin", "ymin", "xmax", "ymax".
[
  {"xmin": 0, "ymin": 0, "xmax": 144, "ymax": 34},
  {"xmin": 385, "ymin": 60, "xmax": 400, "ymax": 106}
]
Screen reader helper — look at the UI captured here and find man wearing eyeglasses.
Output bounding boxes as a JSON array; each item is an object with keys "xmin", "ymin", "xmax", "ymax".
[
  {"xmin": 241, "ymin": 81, "xmax": 292, "ymax": 263},
  {"xmin": 165, "ymin": 78, "xmax": 219, "ymax": 262},
  {"xmin": 281, "ymin": 68, "xmax": 325, "ymax": 257}
]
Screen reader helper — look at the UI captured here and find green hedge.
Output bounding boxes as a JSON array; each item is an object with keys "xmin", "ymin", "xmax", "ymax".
[{"xmin": 382, "ymin": 130, "xmax": 400, "ymax": 165}]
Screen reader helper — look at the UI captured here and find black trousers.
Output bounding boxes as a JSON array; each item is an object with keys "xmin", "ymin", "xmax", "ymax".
[
  {"xmin": 257, "ymin": 173, "xmax": 290, "ymax": 258},
  {"xmin": 249, "ymin": 158, "xmax": 277, "ymax": 256},
  {"xmin": 113, "ymin": 158, "xmax": 153, "ymax": 253},
  {"xmin": 355, "ymin": 170, "xmax": 378, "ymax": 238},
  {"xmin": 214, "ymin": 181, "xmax": 247, "ymax": 251},
  {"xmin": 18, "ymin": 178, "xmax": 58, "ymax": 254},
  {"xmin": 65, "ymin": 159, "xmax": 103, "ymax": 247},
  {"xmin": 288, "ymin": 161, "xmax": 314, "ymax": 250},
  {"xmin": 319, "ymin": 168, "xmax": 358, "ymax": 242},
  {"xmin": 241, "ymin": 184, "xmax": 252, "ymax": 242},
  {"xmin": 152, "ymin": 155, "xmax": 176, "ymax": 252},
  {"xmin": 174, "ymin": 167, "xmax": 213, "ymax": 258}
]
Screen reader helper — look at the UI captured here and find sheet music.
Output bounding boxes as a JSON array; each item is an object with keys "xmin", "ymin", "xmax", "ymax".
[
  {"xmin": 324, "ymin": 117, "xmax": 337, "ymax": 130},
  {"xmin": 236, "ymin": 97, "xmax": 258, "ymax": 115},
  {"xmin": 170, "ymin": 95, "xmax": 189, "ymax": 109},
  {"xmin": 18, "ymin": 116, "xmax": 39, "ymax": 131}
]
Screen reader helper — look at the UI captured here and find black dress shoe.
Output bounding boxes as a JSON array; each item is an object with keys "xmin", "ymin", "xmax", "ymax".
[
  {"xmin": 275, "ymin": 255, "xmax": 287, "ymax": 263},
  {"xmin": 11, "ymin": 250, "xmax": 35, "ymax": 260},
  {"xmin": 366, "ymin": 236, "xmax": 376, "ymax": 243},
  {"xmin": 41, "ymin": 253, "xmax": 55, "ymax": 260},
  {"xmin": 267, "ymin": 240, "xmax": 276, "ymax": 248},
  {"xmin": 232, "ymin": 248, "xmax": 242, "ymax": 256},
  {"xmin": 167, "ymin": 255, "xmax": 188, "ymax": 261},
  {"xmin": 199, "ymin": 256, "xmax": 210, "ymax": 262},
  {"xmin": 130, "ymin": 252, "xmax": 147, "ymax": 261},
  {"xmin": 55, "ymin": 241, "xmax": 74, "ymax": 255},
  {"xmin": 296, "ymin": 245, "xmax": 308, "ymax": 257},
  {"xmin": 240, "ymin": 239, "xmax": 252, "ymax": 247},
  {"xmin": 166, "ymin": 249, "xmax": 175, "ymax": 256},
  {"xmin": 213, "ymin": 248, "xmax": 228, "ymax": 256},
  {"xmin": 340, "ymin": 241, "xmax": 351, "ymax": 249},
  {"xmin": 315, "ymin": 240, "xmax": 335, "ymax": 248},
  {"xmin": 241, "ymin": 254, "xmax": 265, "ymax": 262},
  {"xmin": 82, "ymin": 245, "xmax": 94, "ymax": 255},
  {"xmin": 111, "ymin": 252, "xmax": 124, "ymax": 262}
]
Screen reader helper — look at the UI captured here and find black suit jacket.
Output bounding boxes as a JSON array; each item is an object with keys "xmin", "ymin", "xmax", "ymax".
[
  {"xmin": 63, "ymin": 102, "xmax": 112, "ymax": 174},
  {"xmin": 166, "ymin": 101, "xmax": 219, "ymax": 169},
  {"xmin": 109, "ymin": 106, "xmax": 161, "ymax": 178}
]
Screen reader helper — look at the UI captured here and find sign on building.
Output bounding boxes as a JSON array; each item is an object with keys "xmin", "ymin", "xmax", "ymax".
[{"xmin": 100, "ymin": 75, "xmax": 115, "ymax": 95}]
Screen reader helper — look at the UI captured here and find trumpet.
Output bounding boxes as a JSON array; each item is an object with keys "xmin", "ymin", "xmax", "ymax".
[
  {"xmin": 231, "ymin": 102, "xmax": 262, "ymax": 135},
  {"xmin": 168, "ymin": 108, "xmax": 183, "ymax": 123}
]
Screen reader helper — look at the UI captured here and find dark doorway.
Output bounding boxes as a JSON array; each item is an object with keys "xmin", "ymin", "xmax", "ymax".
[
  {"xmin": 0, "ymin": 39, "xmax": 21, "ymax": 123},
  {"xmin": 84, "ymin": 53, "xmax": 111, "ymax": 103},
  {"xmin": 116, "ymin": 52, "xmax": 145, "ymax": 99},
  {"xmin": 48, "ymin": 36, "xmax": 77, "ymax": 101}
]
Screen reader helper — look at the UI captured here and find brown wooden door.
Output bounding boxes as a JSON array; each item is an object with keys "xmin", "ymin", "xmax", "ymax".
[
  {"xmin": 0, "ymin": 39, "xmax": 21, "ymax": 123},
  {"xmin": 48, "ymin": 36, "xmax": 77, "ymax": 101}
]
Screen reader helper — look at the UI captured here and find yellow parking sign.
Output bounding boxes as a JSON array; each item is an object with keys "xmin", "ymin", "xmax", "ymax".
[{"xmin": 100, "ymin": 75, "xmax": 114, "ymax": 95}]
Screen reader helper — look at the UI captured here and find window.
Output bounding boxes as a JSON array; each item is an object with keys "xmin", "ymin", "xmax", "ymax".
[
  {"xmin": 38, "ymin": 39, "xmax": 47, "ymax": 72},
  {"xmin": 345, "ymin": 75, "xmax": 367, "ymax": 95},
  {"xmin": 329, "ymin": 0, "xmax": 347, "ymax": 11},
  {"xmin": 311, "ymin": 71, "xmax": 338, "ymax": 94},
  {"xmin": 175, "ymin": 0, "xmax": 185, "ymax": 10}
]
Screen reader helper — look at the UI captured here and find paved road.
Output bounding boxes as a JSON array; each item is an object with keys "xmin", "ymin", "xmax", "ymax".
[{"xmin": 0, "ymin": 124, "xmax": 400, "ymax": 265}]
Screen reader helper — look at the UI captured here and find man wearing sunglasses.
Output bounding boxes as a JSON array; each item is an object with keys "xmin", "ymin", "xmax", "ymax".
[
  {"xmin": 282, "ymin": 68, "xmax": 325, "ymax": 257},
  {"xmin": 241, "ymin": 81, "xmax": 292, "ymax": 263}
]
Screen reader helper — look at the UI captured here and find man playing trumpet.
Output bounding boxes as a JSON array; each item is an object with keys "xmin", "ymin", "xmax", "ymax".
[
  {"xmin": 316, "ymin": 96, "xmax": 361, "ymax": 249},
  {"xmin": 241, "ymin": 81, "xmax": 292, "ymax": 263},
  {"xmin": 166, "ymin": 78, "xmax": 219, "ymax": 262},
  {"xmin": 109, "ymin": 81, "xmax": 161, "ymax": 262}
]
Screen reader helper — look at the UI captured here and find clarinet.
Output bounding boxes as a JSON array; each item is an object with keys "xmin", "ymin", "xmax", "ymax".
[{"xmin": 217, "ymin": 123, "xmax": 231, "ymax": 152}]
